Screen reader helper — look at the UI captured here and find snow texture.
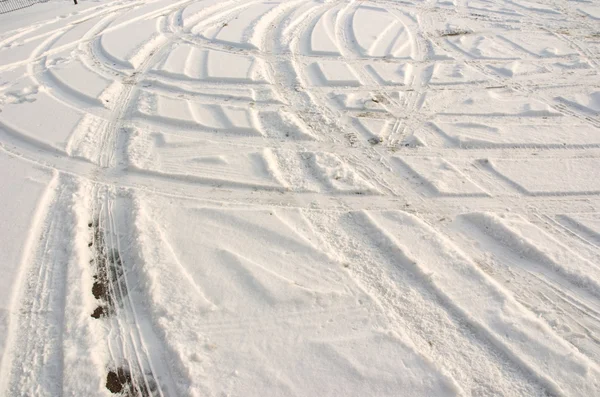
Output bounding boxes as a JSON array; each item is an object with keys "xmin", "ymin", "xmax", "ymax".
[{"xmin": 1, "ymin": 0, "xmax": 600, "ymax": 396}]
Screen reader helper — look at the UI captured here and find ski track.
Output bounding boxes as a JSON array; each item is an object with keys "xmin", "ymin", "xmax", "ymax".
[{"xmin": 1, "ymin": 0, "xmax": 600, "ymax": 395}]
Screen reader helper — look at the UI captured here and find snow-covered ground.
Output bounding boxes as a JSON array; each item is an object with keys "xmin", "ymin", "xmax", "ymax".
[{"xmin": 1, "ymin": 0, "xmax": 600, "ymax": 395}]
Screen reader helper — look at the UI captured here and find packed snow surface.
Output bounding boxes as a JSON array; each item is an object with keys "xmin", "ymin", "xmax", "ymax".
[{"xmin": 1, "ymin": 0, "xmax": 600, "ymax": 396}]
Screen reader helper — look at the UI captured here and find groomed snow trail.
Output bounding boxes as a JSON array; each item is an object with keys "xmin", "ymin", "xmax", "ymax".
[{"xmin": 1, "ymin": 0, "xmax": 600, "ymax": 395}]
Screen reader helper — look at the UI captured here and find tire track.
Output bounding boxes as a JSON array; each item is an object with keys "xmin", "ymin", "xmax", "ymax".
[
  {"xmin": 1, "ymin": 173, "xmax": 72, "ymax": 397},
  {"xmin": 2, "ymin": 0, "xmax": 600, "ymax": 394},
  {"xmin": 88, "ymin": 186, "xmax": 177, "ymax": 396}
]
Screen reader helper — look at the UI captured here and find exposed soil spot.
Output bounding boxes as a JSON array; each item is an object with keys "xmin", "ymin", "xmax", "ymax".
[
  {"xmin": 368, "ymin": 137, "xmax": 383, "ymax": 145},
  {"xmin": 91, "ymin": 306, "xmax": 106, "ymax": 319},
  {"xmin": 106, "ymin": 368, "xmax": 130, "ymax": 394},
  {"xmin": 92, "ymin": 279, "xmax": 106, "ymax": 300},
  {"xmin": 439, "ymin": 28, "xmax": 472, "ymax": 37},
  {"xmin": 371, "ymin": 94, "xmax": 387, "ymax": 105},
  {"xmin": 89, "ymin": 218, "xmax": 128, "ymax": 319},
  {"xmin": 106, "ymin": 367, "xmax": 156, "ymax": 396},
  {"xmin": 356, "ymin": 111, "xmax": 382, "ymax": 118}
]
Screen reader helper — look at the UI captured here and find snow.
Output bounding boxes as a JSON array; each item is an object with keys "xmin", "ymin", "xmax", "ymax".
[
  {"xmin": 1, "ymin": 0, "xmax": 600, "ymax": 396},
  {"xmin": 0, "ymin": 152, "xmax": 53, "ymax": 370}
]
